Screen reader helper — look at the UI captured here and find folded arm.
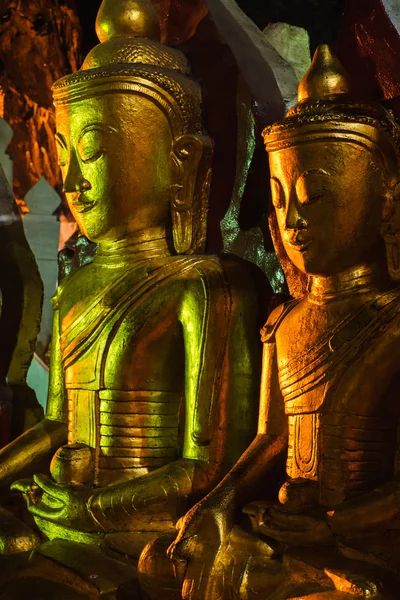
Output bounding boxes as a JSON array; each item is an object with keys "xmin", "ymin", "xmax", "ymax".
[{"xmin": 0, "ymin": 417, "xmax": 67, "ymax": 491}]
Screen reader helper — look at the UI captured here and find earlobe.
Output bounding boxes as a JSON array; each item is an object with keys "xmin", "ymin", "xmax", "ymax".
[
  {"xmin": 170, "ymin": 134, "xmax": 212, "ymax": 255},
  {"xmin": 381, "ymin": 181, "xmax": 400, "ymax": 281}
]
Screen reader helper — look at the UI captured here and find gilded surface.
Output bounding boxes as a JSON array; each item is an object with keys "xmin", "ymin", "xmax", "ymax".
[
  {"xmin": 142, "ymin": 46, "xmax": 400, "ymax": 600},
  {"xmin": 0, "ymin": 1, "xmax": 267, "ymax": 596}
]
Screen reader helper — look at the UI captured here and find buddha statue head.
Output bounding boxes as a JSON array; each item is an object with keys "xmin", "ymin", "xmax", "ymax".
[
  {"xmin": 263, "ymin": 45, "xmax": 400, "ymax": 280},
  {"xmin": 52, "ymin": 0, "xmax": 212, "ymax": 254}
]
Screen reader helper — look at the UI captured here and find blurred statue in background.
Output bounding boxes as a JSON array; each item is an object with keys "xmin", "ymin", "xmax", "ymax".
[
  {"xmin": 0, "ymin": 0, "xmax": 268, "ymax": 596},
  {"xmin": 0, "ymin": 160, "xmax": 43, "ymax": 450},
  {"xmin": 142, "ymin": 46, "xmax": 400, "ymax": 600}
]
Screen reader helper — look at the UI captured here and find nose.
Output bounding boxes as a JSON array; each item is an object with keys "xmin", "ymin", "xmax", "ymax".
[
  {"xmin": 62, "ymin": 156, "xmax": 91, "ymax": 194},
  {"xmin": 284, "ymin": 191, "xmax": 306, "ymax": 230}
]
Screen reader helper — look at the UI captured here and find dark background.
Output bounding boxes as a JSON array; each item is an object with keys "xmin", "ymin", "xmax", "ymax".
[{"xmin": 76, "ymin": 0, "xmax": 346, "ymax": 56}]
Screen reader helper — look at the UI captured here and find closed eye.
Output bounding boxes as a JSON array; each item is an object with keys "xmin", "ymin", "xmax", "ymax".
[
  {"xmin": 302, "ymin": 192, "xmax": 324, "ymax": 205},
  {"xmin": 77, "ymin": 123, "xmax": 117, "ymax": 164},
  {"xmin": 56, "ymin": 139, "xmax": 68, "ymax": 168},
  {"xmin": 296, "ymin": 169, "xmax": 330, "ymax": 205},
  {"xmin": 270, "ymin": 177, "xmax": 285, "ymax": 209},
  {"xmin": 81, "ymin": 149, "xmax": 104, "ymax": 164}
]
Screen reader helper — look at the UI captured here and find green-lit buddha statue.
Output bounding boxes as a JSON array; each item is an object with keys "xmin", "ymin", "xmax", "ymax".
[
  {"xmin": 140, "ymin": 46, "xmax": 400, "ymax": 600},
  {"xmin": 0, "ymin": 1, "xmax": 267, "ymax": 596}
]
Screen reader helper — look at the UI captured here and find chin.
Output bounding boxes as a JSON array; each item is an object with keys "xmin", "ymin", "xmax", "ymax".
[
  {"xmin": 75, "ymin": 218, "xmax": 104, "ymax": 243},
  {"xmin": 287, "ymin": 246, "xmax": 332, "ymax": 277},
  {"xmin": 301, "ymin": 261, "xmax": 341, "ymax": 278},
  {"xmin": 76, "ymin": 224, "xmax": 94, "ymax": 241},
  {"xmin": 285, "ymin": 250, "xmax": 310, "ymax": 275}
]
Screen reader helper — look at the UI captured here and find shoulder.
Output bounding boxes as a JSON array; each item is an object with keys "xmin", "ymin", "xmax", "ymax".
[
  {"xmin": 178, "ymin": 254, "xmax": 223, "ymax": 278},
  {"xmin": 51, "ymin": 262, "xmax": 94, "ymax": 309},
  {"xmin": 177, "ymin": 256, "xmax": 229, "ymax": 310},
  {"xmin": 181, "ymin": 253, "xmax": 271, "ymax": 297},
  {"xmin": 261, "ymin": 298, "xmax": 300, "ymax": 343},
  {"xmin": 179, "ymin": 253, "xmax": 271, "ymax": 326}
]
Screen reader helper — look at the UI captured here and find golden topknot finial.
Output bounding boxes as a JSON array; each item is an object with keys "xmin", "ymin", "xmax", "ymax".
[
  {"xmin": 298, "ymin": 44, "xmax": 351, "ymax": 103},
  {"xmin": 95, "ymin": 0, "xmax": 161, "ymax": 43},
  {"xmin": 53, "ymin": 0, "xmax": 201, "ymax": 137},
  {"xmin": 263, "ymin": 44, "xmax": 400, "ymax": 171}
]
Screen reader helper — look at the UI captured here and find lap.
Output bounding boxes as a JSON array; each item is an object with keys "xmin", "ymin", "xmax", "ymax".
[
  {"xmin": 139, "ymin": 525, "xmax": 399, "ymax": 600},
  {"xmin": 0, "ymin": 538, "xmax": 142, "ymax": 600}
]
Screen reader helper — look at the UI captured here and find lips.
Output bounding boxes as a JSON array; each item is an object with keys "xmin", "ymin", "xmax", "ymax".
[
  {"xmin": 71, "ymin": 201, "xmax": 95, "ymax": 214},
  {"xmin": 285, "ymin": 232, "xmax": 313, "ymax": 253},
  {"xmin": 69, "ymin": 194, "xmax": 95, "ymax": 214},
  {"xmin": 287, "ymin": 240, "xmax": 312, "ymax": 253}
]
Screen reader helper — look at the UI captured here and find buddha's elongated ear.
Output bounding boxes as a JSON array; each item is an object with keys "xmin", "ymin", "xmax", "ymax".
[
  {"xmin": 170, "ymin": 134, "xmax": 213, "ymax": 255},
  {"xmin": 381, "ymin": 180, "xmax": 400, "ymax": 280}
]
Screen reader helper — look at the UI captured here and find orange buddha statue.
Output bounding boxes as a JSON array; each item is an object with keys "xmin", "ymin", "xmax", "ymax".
[
  {"xmin": 0, "ymin": 1, "xmax": 268, "ymax": 597},
  {"xmin": 140, "ymin": 46, "xmax": 400, "ymax": 600}
]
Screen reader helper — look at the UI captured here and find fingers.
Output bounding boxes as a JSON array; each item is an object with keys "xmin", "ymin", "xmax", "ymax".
[
  {"xmin": 254, "ymin": 524, "xmax": 296, "ymax": 543},
  {"xmin": 28, "ymin": 502, "xmax": 64, "ymax": 521},
  {"xmin": 10, "ymin": 478, "xmax": 33, "ymax": 493},
  {"xmin": 169, "ymin": 509, "xmax": 201, "ymax": 560},
  {"xmin": 166, "ymin": 539, "xmax": 177, "ymax": 561},
  {"xmin": 268, "ymin": 506, "xmax": 325, "ymax": 532},
  {"xmin": 167, "ymin": 540, "xmax": 185, "ymax": 563},
  {"xmin": 12, "ymin": 475, "xmax": 65, "ymax": 502},
  {"xmin": 167, "ymin": 532, "xmax": 197, "ymax": 561},
  {"xmin": 259, "ymin": 525, "xmax": 326, "ymax": 545},
  {"xmin": 167, "ymin": 541, "xmax": 188, "ymax": 583},
  {"xmin": 13, "ymin": 474, "xmax": 67, "ymax": 517},
  {"xmin": 259, "ymin": 512, "xmax": 332, "ymax": 545},
  {"xmin": 33, "ymin": 474, "xmax": 67, "ymax": 502},
  {"xmin": 11, "ymin": 478, "xmax": 43, "ymax": 507},
  {"xmin": 268, "ymin": 506, "xmax": 307, "ymax": 530},
  {"xmin": 33, "ymin": 473, "xmax": 57, "ymax": 494}
]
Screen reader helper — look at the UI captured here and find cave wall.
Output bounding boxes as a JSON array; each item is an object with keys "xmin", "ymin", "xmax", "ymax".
[{"xmin": 1, "ymin": 0, "xmax": 399, "ymax": 298}]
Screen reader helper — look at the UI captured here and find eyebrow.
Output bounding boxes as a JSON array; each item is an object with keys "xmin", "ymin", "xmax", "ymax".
[
  {"xmin": 300, "ymin": 169, "xmax": 331, "ymax": 177},
  {"xmin": 78, "ymin": 123, "xmax": 118, "ymax": 143},
  {"xmin": 55, "ymin": 133, "xmax": 67, "ymax": 148}
]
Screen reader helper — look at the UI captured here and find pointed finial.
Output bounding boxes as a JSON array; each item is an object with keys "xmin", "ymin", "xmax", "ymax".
[
  {"xmin": 298, "ymin": 44, "xmax": 351, "ymax": 103},
  {"xmin": 95, "ymin": 0, "xmax": 161, "ymax": 43}
]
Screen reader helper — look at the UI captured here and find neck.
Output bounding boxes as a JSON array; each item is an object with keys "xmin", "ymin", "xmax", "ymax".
[
  {"xmin": 95, "ymin": 231, "xmax": 172, "ymax": 265},
  {"xmin": 308, "ymin": 258, "xmax": 392, "ymax": 304}
]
